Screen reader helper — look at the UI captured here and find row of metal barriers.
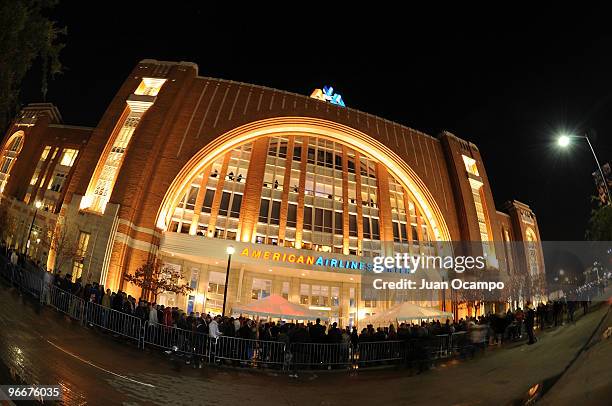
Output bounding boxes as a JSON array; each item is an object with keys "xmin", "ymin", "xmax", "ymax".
[{"xmin": 0, "ymin": 258, "xmax": 473, "ymax": 370}]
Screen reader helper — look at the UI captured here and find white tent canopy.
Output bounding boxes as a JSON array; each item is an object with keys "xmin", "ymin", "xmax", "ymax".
[
  {"xmin": 232, "ymin": 294, "xmax": 329, "ymax": 321},
  {"xmin": 360, "ymin": 302, "xmax": 453, "ymax": 326}
]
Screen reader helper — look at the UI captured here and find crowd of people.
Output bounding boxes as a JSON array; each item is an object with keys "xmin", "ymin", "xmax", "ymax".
[{"xmin": 2, "ymin": 245, "xmax": 609, "ymax": 358}]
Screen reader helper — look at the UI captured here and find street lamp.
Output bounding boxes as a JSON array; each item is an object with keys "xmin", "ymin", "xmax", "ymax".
[
  {"xmin": 557, "ymin": 132, "xmax": 611, "ymax": 205},
  {"xmin": 24, "ymin": 201, "xmax": 42, "ymax": 257},
  {"xmin": 221, "ymin": 245, "xmax": 235, "ymax": 317}
]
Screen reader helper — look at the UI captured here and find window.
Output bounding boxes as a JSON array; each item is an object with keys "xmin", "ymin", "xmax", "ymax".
[
  {"xmin": 184, "ymin": 186, "xmax": 199, "ymax": 210},
  {"xmin": 30, "ymin": 146, "xmax": 52, "ymax": 186},
  {"xmin": 218, "ymin": 192, "xmax": 231, "ymax": 216},
  {"xmin": 282, "ymin": 281, "xmax": 290, "ymax": 300},
  {"xmin": 293, "ymin": 145, "xmax": 301, "ymax": 161},
  {"xmin": 349, "ymin": 214, "xmax": 357, "ymax": 237},
  {"xmin": 363, "ymin": 217, "xmax": 371, "ymax": 238},
  {"xmin": 72, "ymin": 232, "xmax": 90, "ymax": 281},
  {"xmin": 189, "ymin": 269, "xmax": 199, "ymax": 289},
  {"xmin": 300, "ymin": 284, "xmax": 310, "ymax": 305},
  {"xmin": 334, "ymin": 211, "xmax": 343, "ymax": 235},
  {"xmin": 331, "ymin": 287, "xmax": 340, "ymax": 307},
  {"xmin": 462, "ymin": 155, "xmax": 480, "ymax": 176},
  {"xmin": 251, "ymin": 278, "xmax": 272, "ymax": 300},
  {"xmin": 60, "ymin": 149, "xmax": 79, "ymax": 167},
  {"xmin": 49, "ymin": 172, "xmax": 67, "ymax": 193},
  {"xmin": 208, "ymin": 272, "xmax": 226, "ymax": 295},
  {"xmin": 202, "ymin": 189, "xmax": 215, "ymax": 213},
  {"xmin": 0, "ymin": 132, "xmax": 24, "ymax": 193},
  {"xmin": 259, "ymin": 199, "xmax": 270, "ymax": 223},
  {"xmin": 270, "ymin": 201, "xmax": 281, "ymax": 225},
  {"xmin": 134, "ymin": 77, "xmax": 166, "ymax": 96},
  {"xmin": 303, "ymin": 206, "xmax": 313, "ymax": 230},
  {"xmin": 371, "ymin": 218, "xmax": 380, "ymax": 240},
  {"xmin": 287, "ymin": 203, "xmax": 297, "ymax": 228},
  {"xmin": 230, "ymin": 194, "xmax": 242, "ymax": 218},
  {"xmin": 393, "ymin": 221, "xmax": 400, "ymax": 242},
  {"xmin": 314, "ymin": 208, "xmax": 323, "ymax": 231},
  {"xmin": 88, "ymin": 114, "xmax": 142, "ymax": 213}
]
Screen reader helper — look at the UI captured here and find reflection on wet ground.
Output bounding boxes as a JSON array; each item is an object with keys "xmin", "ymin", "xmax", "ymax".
[{"xmin": 0, "ymin": 282, "xmax": 610, "ymax": 406}]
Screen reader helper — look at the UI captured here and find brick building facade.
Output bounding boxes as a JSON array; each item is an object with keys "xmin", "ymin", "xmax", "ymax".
[{"xmin": 0, "ymin": 60, "xmax": 545, "ymax": 324}]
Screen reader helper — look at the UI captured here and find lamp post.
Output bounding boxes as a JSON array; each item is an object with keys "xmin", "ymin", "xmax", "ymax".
[
  {"xmin": 558, "ymin": 133, "xmax": 611, "ymax": 205},
  {"xmin": 221, "ymin": 245, "xmax": 235, "ymax": 317},
  {"xmin": 24, "ymin": 201, "xmax": 42, "ymax": 257}
]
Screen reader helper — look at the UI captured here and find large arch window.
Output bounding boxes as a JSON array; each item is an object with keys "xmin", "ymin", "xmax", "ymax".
[
  {"xmin": 0, "ymin": 131, "xmax": 25, "ymax": 193},
  {"xmin": 525, "ymin": 227, "xmax": 539, "ymax": 275},
  {"xmin": 164, "ymin": 133, "xmax": 439, "ymax": 258}
]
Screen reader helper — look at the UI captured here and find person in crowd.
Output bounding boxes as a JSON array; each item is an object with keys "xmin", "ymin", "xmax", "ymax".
[
  {"xmin": 525, "ymin": 302, "xmax": 537, "ymax": 345},
  {"xmin": 148, "ymin": 303, "xmax": 158, "ymax": 324},
  {"xmin": 209, "ymin": 315, "xmax": 222, "ymax": 339},
  {"xmin": 102, "ymin": 289, "xmax": 111, "ymax": 308}
]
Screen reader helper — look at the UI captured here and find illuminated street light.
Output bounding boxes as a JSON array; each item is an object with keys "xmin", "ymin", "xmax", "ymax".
[
  {"xmin": 24, "ymin": 201, "xmax": 43, "ymax": 257},
  {"xmin": 222, "ymin": 245, "xmax": 235, "ymax": 316},
  {"xmin": 557, "ymin": 131, "xmax": 611, "ymax": 205},
  {"xmin": 557, "ymin": 134, "xmax": 570, "ymax": 147}
]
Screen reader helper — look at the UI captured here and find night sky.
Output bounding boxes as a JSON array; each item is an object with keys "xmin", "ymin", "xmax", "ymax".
[{"xmin": 19, "ymin": 4, "xmax": 612, "ymax": 241}]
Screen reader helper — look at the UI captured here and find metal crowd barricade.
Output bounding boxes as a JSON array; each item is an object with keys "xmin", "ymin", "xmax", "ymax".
[
  {"xmin": 19, "ymin": 269, "xmax": 44, "ymax": 298},
  {"xmin": 143, "ymin": 322, "xmax": 211, "ymax": 359},
  {"xmin": 48, "ymin": 284, "xmax": 85, "ymax": 321},
  {"xmin": 356, "ymin": 340, "xmax": 407, "ymax": 366},
  {"xmin": 449, "ymin": 331, "xmax": 469, "ymax": 354},
  {"xmin": 289, "ymin": 342, "xmax": 352, "ymax": 369},
  {"xmin": 84, "ymin": 301, "xmax": 143, "ymax": 342},
  {"xmin": 428, "ymin": 334, "xmax": 452, "ymax": 359},
  {"xmin": 212, "ymin": 335, "xmax": 286, "ymax": 369}
]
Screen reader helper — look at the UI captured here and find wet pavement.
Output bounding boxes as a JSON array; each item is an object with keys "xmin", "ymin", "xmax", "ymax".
[{"xmin": 0, "ymin": 283, "xmax": 610, "ymax": 406}]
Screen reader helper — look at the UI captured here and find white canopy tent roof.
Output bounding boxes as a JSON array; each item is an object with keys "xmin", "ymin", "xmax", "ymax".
[
  {"xmin": 232, "ymin": 295, "xmax": 329, "ymax": 321},
  {"xmin": 360, "ymin": 302, "xmax": 453, "ymax": 326}
]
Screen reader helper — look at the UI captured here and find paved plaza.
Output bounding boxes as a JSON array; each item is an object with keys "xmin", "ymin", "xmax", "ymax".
[{"xmin": 0, "ymin": 283, "xmax": 610, "ymax": 405}]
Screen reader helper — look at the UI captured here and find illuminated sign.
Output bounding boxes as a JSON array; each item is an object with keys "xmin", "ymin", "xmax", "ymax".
[
  {"xmin": 239, "ymin": 248, "xmax": 372, "ymax": 271},
  {"xmin": 310, "ymin": 85, "xmax": 345, "ymax": 107}
]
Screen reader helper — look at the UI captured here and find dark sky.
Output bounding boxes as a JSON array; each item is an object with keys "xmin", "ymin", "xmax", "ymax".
[{"xmin": 20, "ymin": 4, "xmax": 612, "ymax": 241}]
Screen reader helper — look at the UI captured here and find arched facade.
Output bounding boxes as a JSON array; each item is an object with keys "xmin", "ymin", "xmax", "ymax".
[
  {"xmin": 0, "ymin": 60, "xmax": 545, "ymax": 324},
  {"xmin": 157, "ymin": 118, "xmax": 451, "ymax": 245},
  {"xmin": 0, "ymin": 131, "xmax": 25, "ymax": 193}
]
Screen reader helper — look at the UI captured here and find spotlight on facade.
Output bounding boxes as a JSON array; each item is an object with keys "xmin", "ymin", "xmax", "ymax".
[
  {"xmin": 35, "ymin": 200, "xmax": 42, "ymax": 209},
  {"xmin": 557, "ymin": 134, "xmax": 571, "ymax": 147},
  {"xmin": 226, "ymin": 245, "xmax": 235, "ymax": 255}
]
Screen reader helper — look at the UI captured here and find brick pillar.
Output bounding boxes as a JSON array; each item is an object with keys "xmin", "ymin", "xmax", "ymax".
[
  {"xmin": 207, "ymin": 154, "xmax": 231, "ymax": 236},
  {"xmin": 237, "ymin": 138, "xmax": 269, "ymax": 242},
  {"xmin": 294, "ymin": 137, "xmax": 309, "ymax": 248},
  {"xmin": 341, "ymin": 145, "xmax": 350, "ymax": 254},
  {"xmin": 189, "ymin": 165, "xmax": 212, "ymax": 235},
  {"xmin": 354, "ymin": 151, "xmax": 364, "ymax": 254},
  {"xmin": 403, "ymin": 188, "xmax": 414, "ymax": 245},
  {"xmin": 416, "ymin": 205, "xmax": 425, "ymax": 252},
  {"xmin": 30, "ymin": 147, "xmax": 56, "ymax": 204},
  {"xmin": 38, "ymin": 147, "xmax": 62, "ymax": 203},
  {"xmin": 278, "ymin": 137, "xmax": 295, "ymax": 244},
  {"xmin": 376, "ymin": 163, "xmax": 394, "ymax": 256}
]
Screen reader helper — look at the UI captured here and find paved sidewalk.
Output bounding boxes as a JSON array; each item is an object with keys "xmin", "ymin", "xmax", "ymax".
[
  {"xmin": 539, "ymin": 303, "xmax": 612, "ymax": 405},
  {"xmin": 0, "ymin": 284, "xmax": 609, "ymax": 405}
]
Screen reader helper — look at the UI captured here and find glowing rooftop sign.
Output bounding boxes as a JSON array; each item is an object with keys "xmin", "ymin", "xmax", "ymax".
[{"xmin": 310, "ymin": 85, "xmax": 345, "ymax": 107}]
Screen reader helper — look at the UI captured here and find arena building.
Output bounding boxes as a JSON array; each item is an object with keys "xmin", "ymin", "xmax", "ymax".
[{"xmin": 0, "ymin": 60, "xmax": 545, "ymax": 324}]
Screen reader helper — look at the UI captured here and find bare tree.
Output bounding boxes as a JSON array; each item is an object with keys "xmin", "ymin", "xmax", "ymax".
[
  {"xmin": 44, "ymin": 220, "xmax": 79, "ymax": 274},
  {"xmin": 125, "ymin": 259, "xmax": 192, "ymax": 302},
  {"xmin": 0, "ymin": 204, "xmax": 17, "ymax": 253}
]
